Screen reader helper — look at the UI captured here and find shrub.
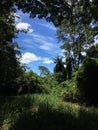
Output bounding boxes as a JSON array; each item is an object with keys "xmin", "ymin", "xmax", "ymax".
[
  {"xmin": 77, "ymin": 58, "xmax": 98, "ymax": 106},
  {"xmin": 54, "ymin": 72, "xmax": 66, "ymax": 83},
  {"xmin": 62, "ymin": 79, "xmax": 78, "ymax": 103}
]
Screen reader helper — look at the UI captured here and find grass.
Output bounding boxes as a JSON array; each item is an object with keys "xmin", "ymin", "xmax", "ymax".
[{"xmin": 0, "ymin": 94, "xmax": 98, "ymax": 130}]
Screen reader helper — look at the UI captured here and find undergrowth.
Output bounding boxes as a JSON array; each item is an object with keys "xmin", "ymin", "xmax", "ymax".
[{"xmin": 0, "ymin": 94, "xmax": 98, "ymax": 130}]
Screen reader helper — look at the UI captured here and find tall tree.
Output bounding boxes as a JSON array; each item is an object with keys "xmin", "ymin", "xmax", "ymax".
[
  {"xmin": 58, "ymin": 21, "xmax": 94, "ymax": 70},
  {"xmin": 0, "ymin": 1, "xmax": 21, "ymax": 95},
  {"xmin": 54, "ymin": 56, "xmax": 66, "ymax": 82}
]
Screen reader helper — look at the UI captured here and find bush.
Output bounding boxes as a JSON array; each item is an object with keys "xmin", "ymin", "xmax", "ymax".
[
  {"xmin": 54, "ymin": 72, "xmax": 66, "ymax": 83},
  {"xmin": 62, "ymin": 79, "xmax": 78, "ymax": 103},
  {"xmin": 16, "ymin": 72, "xmax": 43, "ymax": 94},
  {"xmin": 77, "ymin": 58, "xmax": 98, "ymax": 106}
]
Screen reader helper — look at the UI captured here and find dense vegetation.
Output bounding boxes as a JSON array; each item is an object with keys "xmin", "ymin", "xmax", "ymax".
[
  {"xmin": 1, "ymin": 0, "xmax": 98, "ymax": 129},
  {"xmin": 1, "ymin": 95, "xmax": 98, "ymax": 130}
]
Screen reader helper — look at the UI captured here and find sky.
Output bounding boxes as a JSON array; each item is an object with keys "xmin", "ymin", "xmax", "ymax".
[{"xmin": 15, "ymin": 10, "xmax": 63, "ymax": 75}]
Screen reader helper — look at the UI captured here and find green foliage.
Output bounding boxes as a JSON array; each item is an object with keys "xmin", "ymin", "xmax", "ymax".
[
  {"xmin": 57, "ymin": 18, "xmax": 94, "ymax": 73},
  {"xmin": 15, "ymin": 0, "xmax": 98, "ymax": 28},
  {"xmin": 54, "ymin": 72, "xmax": 66, "ymax": 83},
  {"xmin": 39, "ymin": 66, "xmax": 50, "ymax": 77},
  {"xmin": 0, "ymin": 43, "xmax": 21, "ymax": 96},
  {"xmin": 0, "ymin": 1, "xmax": 22, "ymax": 95},
  {"xmin": 77, "ymin": 58, "xmax": 98, "ymax": 105},
  {"xmin": 1, "ymin": 94, "xmax": 98, "ymax": 130},
  {"xmin": 54, "ymin": 56, "xmax": 66, "ymax": 83},
  {"xmin": 16, "ymin": 0, "xmax": 71, "ymax": 26},
  {"xmin": 86, "ymin": 43, "xmax": 98, "ymax": 58},
  {"xmin": 61, "ymin": 78, "xmax": 78, "ymax": 103},
  {"xmin": 40, "ymin": 75, "xmax": 59, "ymax": 94},
  {"xmin": 16, "ymin": 70, "xmax": 43, "ymax": 94},
  {"xmin": 1, "ymin": 2, "xmax": 98, "ymax": 129}
]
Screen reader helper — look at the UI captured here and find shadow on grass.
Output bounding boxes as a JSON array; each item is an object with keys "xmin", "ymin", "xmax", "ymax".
[
  {"xmin": 9, "ymin": 109, "xmax": 76, "ymax": 130},
  {"xmin": 1, "ymin": 95, "xmax": 98, "ymax": 130},
  {"xmin": 9, "ymin": 103, "xmax": 98, "ymax": 130},
  {"xmin": 0, "ymin": 95, "xmax": 35, "ymax": 128}
]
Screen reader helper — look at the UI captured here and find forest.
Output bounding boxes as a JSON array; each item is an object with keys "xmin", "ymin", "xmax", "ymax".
[{"xmin": 1, "ymin": 0, "xmax": 98, "ymax": 130}]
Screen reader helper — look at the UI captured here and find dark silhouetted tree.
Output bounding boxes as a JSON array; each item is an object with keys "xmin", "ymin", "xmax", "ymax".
[
  {"xmin": 77, "ymin": 58, "xmax": 98, "ymax": 106},
  {"xmin": 54, "ymin": 56, "xmax": 66, "ymax": 83}
]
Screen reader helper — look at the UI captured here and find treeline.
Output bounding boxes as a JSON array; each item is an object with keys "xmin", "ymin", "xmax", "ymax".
[{"xmin": 1, "ymin": 55, "xmax": 98, "ymax": 107}]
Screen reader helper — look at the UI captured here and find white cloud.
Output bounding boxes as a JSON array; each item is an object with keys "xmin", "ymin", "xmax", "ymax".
[
  {"xmin": 28, "ymin": 29, "xmax": 34, "ymax": 33},
  {"xmin": 43, "ymin": 58, "xmax": 53, "ymax": 64},
  {"xmin": 16, "ymin": 22, "xmax": 34, "ymax": 33},
  {"xmin": 20, "ymin": 52, "xmax": 41, "ymax": 64},
  {"xmin": 20, "ymin": 52, "xmax": 53, "ymax": 64}
]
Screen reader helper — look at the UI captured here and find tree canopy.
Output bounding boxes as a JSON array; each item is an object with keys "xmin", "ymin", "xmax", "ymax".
[{"xmin": 15, "ymin": 0, "xmax": 98, "ymax": 27}]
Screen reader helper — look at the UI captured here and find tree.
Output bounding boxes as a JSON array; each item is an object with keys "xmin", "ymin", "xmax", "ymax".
[
  {"xmin": 16, "ymin": 0, "xmax": 98, "ymax": 69},
  {"xmin": 16, "ymin": 0, "xmax": 98, "ymax": 72},
  {"xmin": 86, "ymin": 43, "xmax": 98, "ymax": 58},
  {"xmin": 1, "ymin": 0, "xmax": 98, "ymax": 95},
  {"xmin": 0, "ymin": 44, "xmax": 22, "ymax": 95},
  {"xmin": 16, "ymin": 70, "xmax": 43, "ymax": 94},
  {"xmin": 2, "ymin": 0, "xmax": 98, "ymax": 28},
  {"xmin": 39, "ymin": 66, "xmax": 50, "ymax": 77},
  {"xmin": 16, "ymin": 0, "xmax": 71, "ymax": 26},
  {"xmin": 54, "ymin": 56, "xmax": 66, "ymax": 83},
  {"xmin": 66, "ymin": 57, "xmax": 73, "ymax": 79},
  {"xmin": 54, "ymin": 56, "xmax": 65, "ymax": 72},
  {"xmin": 57, "ymin": 17, "xmax": 94, "ymax": 70},
  {"xmin": 0, "ymin": 1, "xmax": 22, "ymax": 95},
  {"xmin": 13, "ymin": 0, "xmax": 98, "ymax": 35},
  {"xmin": 77, "ymin": 58, "xmax": 98, "ymax": 105}
]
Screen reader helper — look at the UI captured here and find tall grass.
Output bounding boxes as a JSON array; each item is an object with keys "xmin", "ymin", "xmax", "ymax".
[{"xmin": 0, "ymin": 94, "xmax": 98, "ymax": 130}]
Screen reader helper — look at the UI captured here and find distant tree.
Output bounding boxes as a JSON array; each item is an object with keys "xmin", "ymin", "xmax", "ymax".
[{"xmin": 39, "ymin": 66, "xmax": 50, "ymax": 77}]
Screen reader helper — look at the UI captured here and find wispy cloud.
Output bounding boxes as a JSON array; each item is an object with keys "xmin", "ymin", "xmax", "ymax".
[
  {"xmin": 28, "ymin": 33, "xmax": 58, "ymax": 51},
  {"xmin": 22, "ymin": 39, "xmax": 33, "ymax": 44},
  {"xmin": 38, "ymin": 23, "xmax": 56, "ymax": 31},
  {"xmin": 20, "ymin": 52, "xmax": 53, "ymax": 64},
  {"xmin": 16, "ymin": 10, "xmax": 58, "ymax": 52}
]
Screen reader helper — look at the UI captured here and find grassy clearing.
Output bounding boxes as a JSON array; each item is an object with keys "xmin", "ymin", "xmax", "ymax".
[{"xmin": 0, "ymin": 94, "xmax": 98, "ymax": 130}]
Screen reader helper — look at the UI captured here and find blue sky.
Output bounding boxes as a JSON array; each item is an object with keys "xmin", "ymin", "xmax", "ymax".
[{"xmin": 15, "ymin": 10, "xmax": 63, "ymax": 75}]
